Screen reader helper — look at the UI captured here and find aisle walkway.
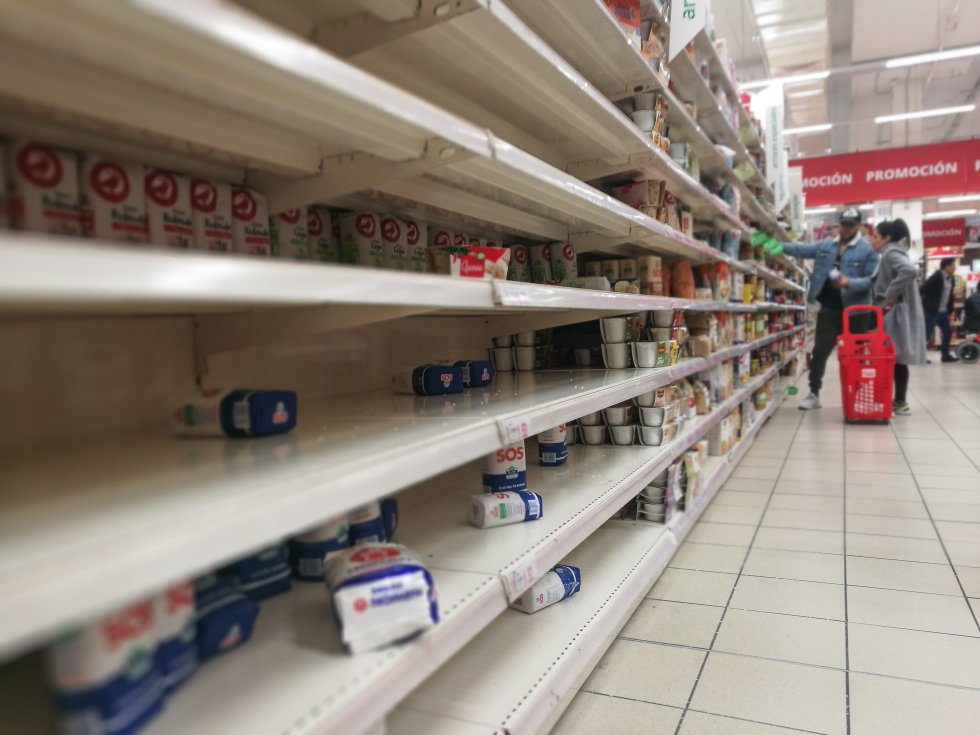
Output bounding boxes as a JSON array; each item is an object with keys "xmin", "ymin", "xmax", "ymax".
[{"xmin": 554, "ymin": 358, "xmax": 980, "ymax": 735}]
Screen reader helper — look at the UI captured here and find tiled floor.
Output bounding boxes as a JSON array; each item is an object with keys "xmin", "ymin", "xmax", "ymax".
[{"xmin": 553, "ymin": 357, "xmax": 980, "ymax": 735}]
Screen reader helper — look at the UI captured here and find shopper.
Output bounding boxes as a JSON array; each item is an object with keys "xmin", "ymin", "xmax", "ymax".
[
  {"xmin": 782, "ymin": 207, "xmax": 879, "ymax": 410},
  {"xmin": 965, "ymin": 288, "xmax": 980, "ymax": 333},
  {"xmin": 870, "ymin": 219, "xmax": 926, "ymax": 416},
  {"xmin": 921, "ymin": 257, "xmax": 959, "ymax": 362}
]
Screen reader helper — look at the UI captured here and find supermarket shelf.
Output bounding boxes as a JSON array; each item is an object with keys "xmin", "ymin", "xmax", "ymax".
[
  {"xmin": 752, "ymin": 263, "xmax": 807, "ymax": 293},
  {"xmin": 392, "ymin": 522, "xmax": 676, "ymax": 735}
]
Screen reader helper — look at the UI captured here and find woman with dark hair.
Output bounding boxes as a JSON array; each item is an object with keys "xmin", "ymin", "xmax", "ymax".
[{"xmin": 870, "ymin": 218, "xmax": 926, "ymax": 415}]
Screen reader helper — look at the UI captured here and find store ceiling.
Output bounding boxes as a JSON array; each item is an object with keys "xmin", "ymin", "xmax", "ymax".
[{"xmin": 716, "ymin": 0, "xmax": 980, "ymax": 158}]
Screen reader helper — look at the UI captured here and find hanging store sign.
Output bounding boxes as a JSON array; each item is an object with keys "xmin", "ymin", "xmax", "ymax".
[
  {"xmin": 925, "ymin": 245, "xmax": 965, "ymax": 257},
  {"xmin": 669, "ymin": 0, "xmax": 707, "ymax": 60},
  {"xmin": 789, "ymin": 139, "xmax": 980, "ymax": 206},
  {"xmin": 922, "ymin": 217, "xmax": 966, "ymax": 249}
]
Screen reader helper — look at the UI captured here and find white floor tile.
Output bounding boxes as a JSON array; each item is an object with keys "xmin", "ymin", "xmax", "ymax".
[
  {"xmin": 648, "ymin": 568, "xmax": 738, "ymax": 607},
  {"xmin": 551, "ymin": 692, "xmax": 681, "ymax": 735},
  {"xmin": 678, "ymin": 711, "xmax": 805, "ymax": 735},
  {"xmin": 848, "ymin": 623, "xmax": 980, "ymax": 689},
  {"xmin": 850, "ymin": 673, "xmax": 980, "ymax": 735},
  {"xmin": 916, "ymin": 474, "xmax": 980, "ymax": 491},
  {"xmin": 712, "ymin": 490, "xmax": 770, "ymax": 508},
  {"xmin": 698, "ymin": 504, "xmax": 765, "ymax": 526},
  {"xmin": 928, "ymin": 502, "xmax": 980, "ymax": 523},
  {"xmin": 729, "ymin": 575, "xmax": 845, "ymax": 620},
  {"xmin": 583, "ymin": 640, "xmax": 704, "ymax": 708},
  {"xmin": 846, "ymin": 533, "xmax": 948, "ymax": 564},
  {"xmin": 772, "ymin": 479, "xmax": 845, "ymax": 496},
  {"xmin": 846, "ymin": 482, "xmax": 921, "ymax": 501},
  {"xmin": 846, "ymin": 556, "xmax": 963, "ymax": 595},
  {"xmin": 847, "ymin": 586, "xmax": 979, "ymax": 636},
  {"xmin": 762, "ymin": 508, "xmax": 844, "ymax": 532},
  {"xmin": 731, "ymin": 465, "xmax": 782, "ymax": 481},
  {"xmin": 619, "ymin": 599, "xmax": 722, "ymax": 648},
  {"xmin": 768, "ymin": 494, "xmax": 841, "ymax": 511},
  {"xmin": 752, "ymin": 527, "xmax": 844, "ymax": 554},
  {"xmin": 845, "ymin": 514, "xmax": 937, "ymax": 540},
  {"xmin": 685, "ymin": 522, "xmax": 758, "ymax": 547},
  {"xmin": 847, "ymin": 470, "xmax": 919, "ymax": 489},
  {"xmin": 713, "ymin": 608, "xmax": 846, "ymax": 668},
  {"xmin": 721, "ymin": 477, "xmax": 776, "ymax": 493},
  {"xmin": 911, "ymin": 463, "xmax": 980, "ymax": 478},
  {"xmin": 846, "ymin": 497, "xmax": 928, "ymax": 519},
  {"xmin": 955, "ymin": 566, "xmax": 980, "ymax": 598},
  {"xmin": 669, "ymin": 543, "xmax": 747, "ymax": 574},
  {"xmin": 742, "ymin": 547, "xmax": 844, "ymax": 584}
]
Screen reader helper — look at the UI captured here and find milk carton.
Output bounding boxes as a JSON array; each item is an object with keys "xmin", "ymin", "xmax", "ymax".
[
  {"xmin": 290, "ymin": 518, "xmax": 350, "ymax": 581},
  {"xmin": 326, "ymin": 544, "xmax": 439, "ymax": 654},
  {"xmin": 222, "ymin": 543, "xmax": 291, "ymax": 601},
  {"xmin": 80, "ymin": 156, "xmax": 147, "ymax": 243},
  {"xmin": 231, "ymin": 186, "xmax": 271, "ymax": 256},
  {"xmin": 510, "ymin": 565, "xmax": 581, "ymax": 613},
  {"xmin": 145, "ymin": 170, "xmax": 193, "ymax": 249},
  {"xmin": 270, "ymin": 208, "xmax": 309, "ymax": 259},
  {"xmin": 348, "ymin": 501, "xmax": 386, "ymax": 545},
  {"xmin": 307, "ymin": 206, "xmax": 338, "ymax": 262},
  {"xmin": 46, "ymin": 600, "xmax": 164, "ymax": 735},
  {"xmin": 339, "ymin": 212, "xmax": 383, "ymax": 267},
  {"xmin": 190, "ymin": 178, "xmax": 233, "ymax": 252},
  {"xmin": 9, "ymin": 141, "xmax": 82, "ymax": 236},
  {"xmin": 406, "ymin": 220, "xmax": 427, "ymax": 272},
  {"xmin": 468, "ymin": 490, "xmax": 543, "ymax": 528},
  {"xmin": 154, "ymin": 581, "xmax": 197, "ymax": 693},
  {"xmin": 538, "ymin": 425, "xmax": 568, "ymax": 467},
  {"xmin": 482, "ymin": 440, "xmax": 527, "ymax": 493},
  {"xmin": 380, "ymin": 215, "xmax": 408, "ymax": 270},
  {"xmin": 194, "ymin": 575, "xmax": 259, "ymax": 662},
  {"xmin": 169, "ymin": 388, "xmax": 297, "ymax": 438}
]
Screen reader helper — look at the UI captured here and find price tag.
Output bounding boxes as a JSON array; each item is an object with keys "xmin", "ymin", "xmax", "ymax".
[
  {"xmin": 498, "ymin": 416, "xmax": 530, "ymax": 444},
  {"xmin": 493, "ymin": 281, "xmax": 534, "ymax": 307},
  {"xmin": 510, "ymin": 561, "xmax": 538, "ymax": 595}
]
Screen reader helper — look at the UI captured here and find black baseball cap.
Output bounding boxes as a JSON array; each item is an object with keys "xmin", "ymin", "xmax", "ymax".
[{"xmin": 839, "ymin": 207, "xmax": 861, "ymax": 225}]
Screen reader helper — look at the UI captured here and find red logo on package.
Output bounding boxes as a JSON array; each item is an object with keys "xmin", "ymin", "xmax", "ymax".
[
  {"xmin": 165, "ymin": 582, "xmax": 194, "ymax": 613},
  {"xmin": 469, "ymin": 236, "xmax": 481, "ymax": 247},
  {"xmin": 307, "ymin": 209, "xmax": 324, "ymax": 236},
  {"xmin": 459, "ymin": 257, "xmax": 486, "ymax": 278},
  {"xmin": 191, "ymin": 180, "xmax": 218, "ymax": 213},
  {"xmin": 541, "ymin": 244, "xmax": 552, "ymax": 260},
  {"xmin": 145, "ymin": 171, "xmax": 178, "ymax": 207},
  {"xmin": 90, "ymin": 162, "xmax": 130, "ymax": 203},
  {"xmin": 514, "ymin": 247, "xmax": 528, "ymax": 264},
  {"xmin": 101, "ymin": 601, "xmax": 154, "ymax": 651},
  {"xmin": 382, "ymin": 217, "xmax": 401, "ymax": 243},
  {"xmin": 434, "ymin": 230, "xmax": 451, "ymax": 246},
  {"xmin": 279, "ymin": 208, "xmax": 301, "ymax": 224},
  {"xmin": 353, "ymin": 598, "xmax": 369, "ymax": 612},
  {"xmin": 17, "ymin": 144, "xmax": 62, "ymax": 189},
  {"xmin": 563, "ymin": 243, "xmax": 574, "ymax": 260},
  {"xmin": 355, "ymin": 214, "xmax": 376, "ymax": 238},
  {"xmin": 232, "ymin": 189, "xmax": 257, "ymax": 221},
  {"xmin": 349, "ymin": 546, "xmax": 400, "ymax": 563},
  {"xmin": 454, "ymin": 233, "xmax": 468, "ymax": 247},
  {"xmin": 407, "ymin": 222, "xmax": 420, "ymax": 245}
]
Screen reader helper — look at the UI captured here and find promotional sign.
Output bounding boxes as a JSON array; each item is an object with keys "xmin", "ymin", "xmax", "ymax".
[
  {"xmin": 788, "ymin": 166, "xmax": 804, "ymax": 234},
  {"xmin": 669, "ymin": 0, "xmax": 706, "ymax": 60},
  {"xmin": 923, "ymin": 217, "xmax": 966, "ymax": 249},
  {"xmin": 925, "ymin": 246, "xmax": 965, "ymax": 258},
  {"xmin": 790, "ymin": 139, "xmax": 980, "ymax": 206}
]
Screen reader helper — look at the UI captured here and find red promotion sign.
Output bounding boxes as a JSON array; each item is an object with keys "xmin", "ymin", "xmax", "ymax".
[
  {"xmin": 925, "ymin": 246, "xmax": 965, "ymax": 257},
  {"xmin": 790, "ymin": 139, "xmax": 980, "ymax": 206},
  {"xmin": 923, "ymin": 217, "xmax": 966, "ymax": 248}
]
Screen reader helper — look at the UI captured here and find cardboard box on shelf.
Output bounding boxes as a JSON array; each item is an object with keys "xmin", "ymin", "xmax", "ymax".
[
  {"xmin": 338, "ymin": 212, "xmax": 383, "ymax": 267},
  {"xmin": 231, "ymin": 187, "xmax": 271, "ymax": 256},
  {"xmin": 190, "ymin": 178, "xmax": 233, "ymax": 252},
  {"xmin": 271, "ymin": 208, "xmax": 309, "ymax": 259},
  {"xmin": 8, "ymin": 140, "xmax": 82, "ymax": 236},
  {"xmin": 145, "ymin": 170, "xmax": 193, "ymax": 249},
  {"xmin": 80, "ymin": 156, "xmax": 147, "ymax": 243},
  {"xmin": 380, "ymin": 216, "xmax": 408, "ymax": 270},
  {"xmin": 307, "ymin": 207, "xmax": 338, "ymax": 262}
]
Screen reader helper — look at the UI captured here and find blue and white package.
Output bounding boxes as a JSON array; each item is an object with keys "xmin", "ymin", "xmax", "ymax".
[
  {"xmin": 454, "ymin": 359, "xmax": 494, "ymax": 388},
  {"xmin": 482, "ymin": 440, "xmax": 527, "ymax": 493},
  {"xmin": 222, "ymin": 543, "xmax": 291, "ymax": 601},
  {"xmin": 509, "ymin": 565, "xmax": 581, "ymax": 613},
  {"xmin": 348, "ymin": 501, "xmax": 386, "ymax": 544},
  {"xmin": 290, "ymin": 518, "xmax": 350, "ymax": 581},
  {"xmin": 154, "ymin": 581, "xmax": 197, "ymax": 693},
  {"xmin": 46, "ymin": 599, "xmax": 165, "ymax": 735},
  {"xmin": 381, "ymin": 497, "xmax": 398, "ymax": 540},
  {"xmin": 326, "ymin": 544, "xmax": 439, "ymax": 654},
  {"xmin": 194, "ymin": 575, "xmax": 260, "ymax": 662},
  {"xmin": 537, "ymin": 425, "xmax": 568, "ymax": 467},
  {"xmin": 393, "ymin": 365, "xmax": 464, "ymax": 396},
  {"xmin": 170, "ymin": 388, "xmax": 297, "ymax": 438},
  {"xmin": 468, "ymin": 490, "xmax": 543, "ymax": 528}
]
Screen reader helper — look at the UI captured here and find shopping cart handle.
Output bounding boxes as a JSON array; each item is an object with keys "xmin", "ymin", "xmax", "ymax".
[{"xmin": 842, "ymin": 305, "xmax": 885, "ymax": 336}]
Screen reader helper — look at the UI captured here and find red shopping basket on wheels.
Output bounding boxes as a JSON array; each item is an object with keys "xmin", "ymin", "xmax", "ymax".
[{"xmin": 837, "ymin": 305, "xmax": 895, "ymax": 423}]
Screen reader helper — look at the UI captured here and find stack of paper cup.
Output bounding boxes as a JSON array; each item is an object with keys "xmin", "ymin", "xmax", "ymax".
[{"xmin": 638, "ymin": 256, "xmax": 664, "ymax": 295}]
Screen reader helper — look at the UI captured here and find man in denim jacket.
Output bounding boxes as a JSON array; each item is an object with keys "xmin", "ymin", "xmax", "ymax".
[{"xmin": 782, "ymin": 208, "xmax": 880, "ymax": 410}]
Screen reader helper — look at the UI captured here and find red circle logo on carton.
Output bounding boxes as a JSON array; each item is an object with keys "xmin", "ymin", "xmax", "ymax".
[
  {"xmin": 145, "ymin": 171, "xmax": 178, "ymax": 207},
  {"xmin": 434, "ymin": 230, "xmax": 451, "ymax": 246},
  {"xmin": 307, "ymin": 209, "xmax": 323, "ymax": 236},
  {"xmin": 16, "ymin": 144, "xmax": 62, "ymax": 189},
  {"xmin": 191, "ymin": 180, "xmax": 217, "ymax": 213},
  {"xmin": 280, "ymin": 208, "xmax": 301, "ymax": 224},
  {"xmin": 349, "ymin": 546, "xmax": 400, "ymax": 563},
  {"xmin": 514, "ymin": 247, "xmax": 528, "ymax": 264},
  {"xmin": 90, "ymin": 161, "xmax": 130, "ymax": 203},
  {"xmin": 381, "ymin": 217, "xmax": 401, "ymax": 243},
  {"xmin": 407, "ymin": 222, "xmax": 420, "ymax": 245},
  {"xmin": 355, "ymin": 214, "xmax": 376, "ymax": 238},
  {"xmin": 563, "ymin": 243, "xmax": 574, "ymax": 261},
  {"xmin": 232, "ymin": 189, "xmax": 257, "ymax": 221},
  {"xmin": 353, "ymin": 598, "xmax": 368, "ymax": 613}
]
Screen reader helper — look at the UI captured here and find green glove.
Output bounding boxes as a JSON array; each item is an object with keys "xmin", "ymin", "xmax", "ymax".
[
  {"xmin": 764, "ymin": 237, "xmax": 783, "ymax": 255},
  {"xmin": 750, "ymin": 230, "xmax": 768, "ymax": 248}
]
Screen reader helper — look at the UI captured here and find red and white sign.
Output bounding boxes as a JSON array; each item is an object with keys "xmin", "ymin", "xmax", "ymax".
[
  {"xmin": 923, "ymin": 217, "xmax": 966, "ymax": 249},
  {"xmin": 790, "ymin": 139, "xmax": 980, "ymax": 206},
  {"xmin": 925, "ymin": 246, "xmax": 965, "ymax": 258}
]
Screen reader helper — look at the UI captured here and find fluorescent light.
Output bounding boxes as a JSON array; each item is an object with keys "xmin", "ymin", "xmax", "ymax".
[
  {"xmin": 740, "ymin": 70, "xmax": 830, "ymax": 91},
  {"xmin": 875, "ymin": 104, "xmax": 975, "ymax": 124},
  {"xmin": 783, "ymin": 123, "xmax": 832, "ymax": 135},
  {"xmin": 922, "ymin": 209, "xmax": 976, "ymax": 219},
  {"xmin": 805, "ymin": 207, "xmax": 837, "ymax": 215},
  {"xmin": 886, "ymin": 44, "xmax": 980, "ymax": 68},
  {"xmin": 787, "ymin": 89, "xmax": 823, "ymax": 99},
  {"xmin": 938, "ymin": 194, "xmax": 980, "ymax": 204}
]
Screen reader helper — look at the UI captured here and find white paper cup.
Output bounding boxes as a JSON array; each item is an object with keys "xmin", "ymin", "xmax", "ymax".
[
  {"xmin": 639, "ymin": 407, "xmax": 667, "ymax": 427},
  {"xmin": 602, "ymin": 260, "xmax": 621, "ymax": 282},
  {"xmin": 609, "ymin": 425, "xmax": 636, "ymax": 445},
  {"xmin": 600, "ymin": 318, "xmax": 627, "ymax": 344},
  {"xmin": 632, "ymin": 92, "xmax": 656, "ymax": 111},
  {"xmin": 630, "ymin": 110, "xmax": 655, "ymax": 130},
  {"xmin": 581, "ymin": 425, "xmax": 606, "ymax": 445},
  {"xmin": 515, "ymin": 346, "xmax": 536, "ymax": 371},
  {"xmin": 579, "ymin": 411, "xmax": 602, "ymax": 426},
  {"xmin": 633, "ymin": 389, "xmax": 657, "ymax": 407},
  {"xmin": 651, "ymin": 328, "xmax": 673, "ymax": 342},
  {"xmin": 652, "ymin": 311, "xmax": 674, "ymax": 327},
  {"xmin": 565, "ymin": 425, "xmax": 578, "ymax": 445},
  {"xmin": 602, "ymin": 402, "xmax": 633, "ymax": 426},
  {"xmin": 631, "ymin": 341, "xmax": 658, "ymax": 368},
  {"xmin": 583, "ymin": 261, "xmax": 603, "ymax": 277},
  {"xmin": 493, "ymin": 335, "xmax": 513, "ymax": 347},
  {"xmin": 637, "ymin": 426, "xmax": 665, "ymax": 446},
  {"xmin": 493, "ymin": 347, "xmax": 514, "ymax": 371},
  {"xmin": 601, "ymin": 343, "xmax": 629, "ymax": 369},
  {"xmin": 516, "ymin": 331, "xmax": 536, "ymax": 347}
]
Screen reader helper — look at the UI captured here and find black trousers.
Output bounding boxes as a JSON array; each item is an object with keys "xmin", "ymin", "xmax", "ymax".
[{"xmin": 810, "ymin": 308, "xmax": 871, "ymax": 395}]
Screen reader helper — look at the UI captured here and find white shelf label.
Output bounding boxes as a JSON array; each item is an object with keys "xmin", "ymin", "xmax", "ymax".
[
  {"xmin": 493, "ymin": 281, "xmax": 534, "ymax": 307},
  {"xmin": 498, "ymin": 416, "xmax": 530, "ymax": 444}
]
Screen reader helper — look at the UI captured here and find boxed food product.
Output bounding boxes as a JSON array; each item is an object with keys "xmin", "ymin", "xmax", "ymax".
[
  {"xmin": 80, "ymin": 156, "xmax": 147, "ymax": 243},
  {"xmin": 339, "ymin": 212, "xmax": 383, "ymax": 267},
  {"xmin": 154, "ymin": 581, "xmax": 197, "ymax": 693},
  {"xmin": 483, "ymin": 441, "xmax": 527, "ymax": 493},
  {"xmin": 222, "ymin": 543, "xmax": 291, "ymax": 601},
  {"xmin": 508, "ymin": 244, "xmax": 531, "ymax": 281},
  {"xmin": 170, "ymin": 389, "xmax": 297, "ymax": 438},
  {"xmin": 308, "ymin": 206, "xmax": 339, "ymax": 262},
  {"xmin": 145, "ymin": 170, "xmax": 193, "ymax": 248},
  {"xmin": 9, "ymin": 140, "xmax": 82, "ymax": 236},
  {"xmin": 190, "ymin": 178, "xmax": 233, "ymax": 252},
  {"xmin": 231, "ymin": 187, "xmax": 271, "ymax": 255},
  {"xmin": 271, "ymin": 208, "xmax": 309, "ymax": 259},
  {"xmin": 406, "ymin": 219, "xmax": 426, "ymax": 272},
  {"xmin": 290, "ymin": 517, "xmax": 350, "ymax": 581},
  {"xmin": 468, "ymin": 490, "xmax": 543, "ymax": 528},
  {"xmin": 611, "ymin": 179, "xmax": 666, "ymax": 209},
  {"xmin": 510, "ymin": 565, "xmax": 581, "ymax": 614},
  {"xmin": 326, "ymin": 544, "xmax": 439, "ymax": 654},
  {"xmin": 194, "ymin": 575, "xmax": 260, "ymax": 661},
  {"xmin": 550, "ymin": 241, "xmax": 578, "ymax": 281},
  {"xmin": 380, "ymin": 215, "xmax": 408, "ymax": 270},
  {"xmin": 604, "ymin": 0, "xmax": 641, "ymax": 49}
]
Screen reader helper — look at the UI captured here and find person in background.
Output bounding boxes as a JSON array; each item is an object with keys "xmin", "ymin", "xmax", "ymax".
[
  {"xmin": 964, "ymin": 288, "xmax": 980, "ymax": 334},
  {"xmin": 782, "ymin": 207, "xmax": 880, "ymax": 410},
  {"xmin": 920, "ymin": 257, "xmax": 959, "ymax": 362},
  {"xmin": 870, "ymin": 219, "xmax": 926, "ymax": 416}
]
